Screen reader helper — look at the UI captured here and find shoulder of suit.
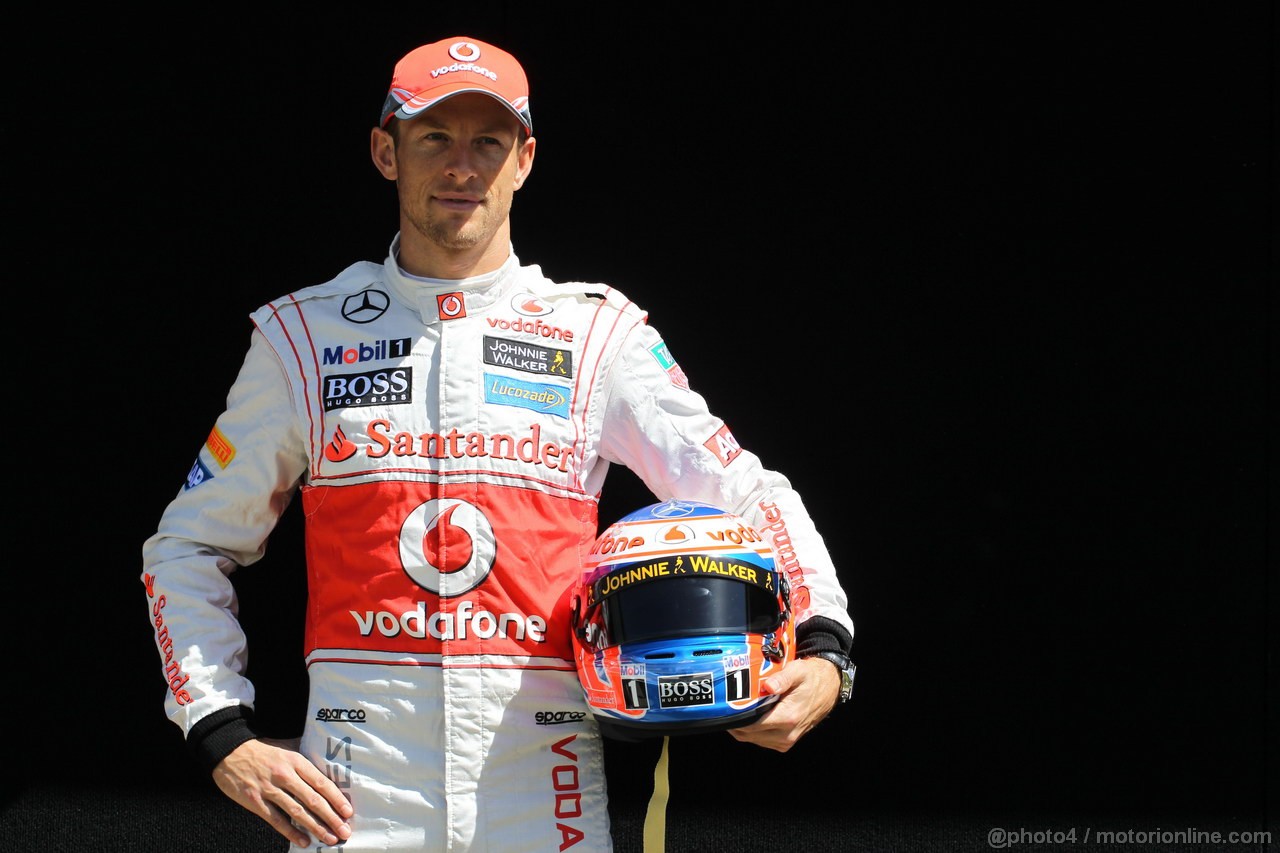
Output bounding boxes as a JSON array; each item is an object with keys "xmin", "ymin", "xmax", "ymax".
[
  {"xmin": 251, "ymin": 261, "xmax": 386, "ymax": 323},
  {"xmin": 523, "ymin": 273, "xmax": 649, "ymax": 322}
]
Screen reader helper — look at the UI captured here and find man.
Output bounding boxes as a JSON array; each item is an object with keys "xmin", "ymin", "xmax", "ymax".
[{"xmin": 142, "ymin": 36, "xmax": 855, "ymax": 852}]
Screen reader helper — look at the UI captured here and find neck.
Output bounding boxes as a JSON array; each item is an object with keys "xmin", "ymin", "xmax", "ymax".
[{"xmin": 396, "ymin": 225, "xmax": 512, "ymax": 280}]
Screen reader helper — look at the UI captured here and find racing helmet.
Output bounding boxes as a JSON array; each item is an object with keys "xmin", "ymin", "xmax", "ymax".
[{"xmin": 570, "ymin": 499, "xmax": 794, "ymax": 739}]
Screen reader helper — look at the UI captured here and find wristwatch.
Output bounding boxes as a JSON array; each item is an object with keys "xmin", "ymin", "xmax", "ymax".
[{"xmin": 807, "ymin": 650, "xmax": 856, "ymax": 704}]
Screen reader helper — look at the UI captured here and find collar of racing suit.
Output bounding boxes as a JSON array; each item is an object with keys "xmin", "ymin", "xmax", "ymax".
[{"xmin": 383, "ymin": 233, "xmax": 522, "ymax": 325}]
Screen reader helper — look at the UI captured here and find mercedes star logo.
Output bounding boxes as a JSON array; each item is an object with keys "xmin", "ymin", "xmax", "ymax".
[{"xmin": 342, "ymin": 289, "xmax": 391, "ymax": 324}]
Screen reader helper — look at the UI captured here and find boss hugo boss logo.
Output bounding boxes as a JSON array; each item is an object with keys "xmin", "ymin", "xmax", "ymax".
[
  {"xmin": 535, "ymin": 710, "xmax": 587, "ymax": 725},
  {"xmin": 316, "ymin": 708, "xmax": 367, "ymax": 723},
  {"xmin": 322, "ymin": 366, "xmax": 413, "ymax": 411},
  {"xmin": 657, "ymin": 672, "xmax": 715, "ymax": 708}
]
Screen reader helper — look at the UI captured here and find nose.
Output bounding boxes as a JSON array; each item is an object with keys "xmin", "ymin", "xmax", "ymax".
[{"xmin": 443, "ymin": 141, "xmax": 478, "ymax": 180}]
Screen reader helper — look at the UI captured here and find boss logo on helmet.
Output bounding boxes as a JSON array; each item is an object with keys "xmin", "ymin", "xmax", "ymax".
[{"xmin": 656, "ymin": 673, "xmax": 714, "ymax": 708}]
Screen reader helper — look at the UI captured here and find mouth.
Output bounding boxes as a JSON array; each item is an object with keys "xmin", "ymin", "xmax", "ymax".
[{"xmin": 433, "ymin": 193, "xmax": 482, "ymax": 213}]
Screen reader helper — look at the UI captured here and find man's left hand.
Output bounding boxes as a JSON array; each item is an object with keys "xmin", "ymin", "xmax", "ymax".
[{"xmin": 727, "ymin": 656, "xmax": 841, "ymax": 752}]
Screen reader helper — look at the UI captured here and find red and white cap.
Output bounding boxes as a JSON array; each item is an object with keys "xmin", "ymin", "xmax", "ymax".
[{"xmin": 379, "ymin": 37, "xmax": 532, "ymax": 133}]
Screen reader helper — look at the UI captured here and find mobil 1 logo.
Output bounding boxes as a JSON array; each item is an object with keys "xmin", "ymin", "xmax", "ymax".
[{"xmin": 620, "ymin": 662, "xmax": 650, "ymax": 711}]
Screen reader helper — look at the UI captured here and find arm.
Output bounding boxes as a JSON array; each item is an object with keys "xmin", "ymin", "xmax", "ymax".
[
  {"xmin": 597, "ymin": 322, "xmax": 855, "ymax": 749},
  {"xmin": 140, "ymin": 330, "xmax": 351, "ymax": 846}
]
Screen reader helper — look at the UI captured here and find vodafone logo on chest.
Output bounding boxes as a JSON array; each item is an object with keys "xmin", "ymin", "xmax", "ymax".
[
  {"xmin": 346, "ymin": 498, "xmax": 549, "ymax": 646},
  {"xmin": 399, "ymin": 499, "xmax": 495, "ymax": 595}
]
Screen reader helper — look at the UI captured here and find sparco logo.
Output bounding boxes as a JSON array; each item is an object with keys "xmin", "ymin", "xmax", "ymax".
[
  {"xmin": 316, "ymin": 708, "xmax": 367, "ymax": 723},
  {"xmin": 535, "ymin": 710, "xmax": 587, "ymax": 725},
  {"xmin": 322, "ymin": 337, "xmax": 411, "ymax": 366},
  {"xmin": 323, "ymin": 366, "xmax": 412, "ymax": 411},
  {"xmin": 657, "ymin": 672, "xmax": 714, "ymax": 708}
]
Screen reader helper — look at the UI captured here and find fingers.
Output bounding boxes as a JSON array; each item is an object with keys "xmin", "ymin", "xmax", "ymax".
[
  {"xmin": 260, "ymin": 801, "xmax": 316, "ymax": 850},
  {"xmin": 213, "ymin": 739, "xmax": 353, "ymax": 848},
  {"xmin": 264, "ymin": 753, "xmax": 354, "ymax": 847},
  {"xmin": 729, "ymin": 657, "xmax": 841, "ymax": 752},
  {"xmin": 729, "ymin": 719, "xmax": 801, "ymax": 753},
  {"xmin": 281, "ymin": 757, "xmax": 355, "ymax": 842}
]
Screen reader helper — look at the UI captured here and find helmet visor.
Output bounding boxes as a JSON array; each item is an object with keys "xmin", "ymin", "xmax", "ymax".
[{"xmin": 595, "ymin": 575, "xmax": 783, "ymax": 648}]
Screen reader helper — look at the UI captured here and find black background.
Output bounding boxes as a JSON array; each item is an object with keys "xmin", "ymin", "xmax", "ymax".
[{"xmin": 8, "ymin": 4, "xmax": 1274, "ymax": 851}]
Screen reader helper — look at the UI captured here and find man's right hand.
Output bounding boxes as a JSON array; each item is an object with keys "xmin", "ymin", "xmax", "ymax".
[{"xmin": 212, "ymin": 736, "xmax": 354, "ymax": 848}]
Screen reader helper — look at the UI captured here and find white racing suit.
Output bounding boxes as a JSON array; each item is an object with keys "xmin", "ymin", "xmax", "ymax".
[{"xmin": 142, "ymin": 236, "xmax": 855, "ymax": 852}]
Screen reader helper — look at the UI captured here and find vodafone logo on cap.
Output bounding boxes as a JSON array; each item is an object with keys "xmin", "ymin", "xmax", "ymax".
[{"xmin": 449, "ymin": 42, "xmax": 482, "ymax": 62}]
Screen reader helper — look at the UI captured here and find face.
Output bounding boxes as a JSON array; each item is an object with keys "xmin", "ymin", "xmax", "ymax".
[{"xmin": 371, "ymin": 93, "xmax": 535, "ymax": 262}]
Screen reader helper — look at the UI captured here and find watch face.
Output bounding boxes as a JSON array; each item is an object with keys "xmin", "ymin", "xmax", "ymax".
[
  {"xmin": 811, "ymin": 652, "xmax": 854, "ymax": 703},
  {"xmin": 839, "ymin": 664, "xmax": 855, "ymax": 702}
]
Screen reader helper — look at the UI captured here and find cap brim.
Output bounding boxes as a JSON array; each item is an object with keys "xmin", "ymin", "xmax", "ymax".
[{"xmin": 385, "ymin": 85, "xmax": 531, "ymax": 132}]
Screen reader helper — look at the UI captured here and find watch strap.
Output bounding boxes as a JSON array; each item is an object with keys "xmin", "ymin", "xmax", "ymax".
[{"xmin": 805, "ymin": 650, "xmax": 855, "ymax": 704}]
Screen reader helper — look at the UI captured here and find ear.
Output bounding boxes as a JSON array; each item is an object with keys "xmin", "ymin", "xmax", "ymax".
[
  {"xmin": 512, "ymin": 135, "xmax": 536, "ymax": 190},
  {"xmin": 371, "ymin": 126, "xmax": 398, "ymax": 180}
]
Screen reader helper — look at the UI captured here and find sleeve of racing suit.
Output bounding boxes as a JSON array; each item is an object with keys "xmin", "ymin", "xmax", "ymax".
[
  {"xmin": 141, "ymin": 329, "xmax": 309, "ymax": 772},
  {"xmin": 595, "ymin": 321, "xmax": 854, "ymax": 655}
]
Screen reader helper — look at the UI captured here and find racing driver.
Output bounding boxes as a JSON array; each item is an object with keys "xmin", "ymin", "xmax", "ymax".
[{"xmin": 141, "ymin": 35, "xmax": 856, "ymax": 852}]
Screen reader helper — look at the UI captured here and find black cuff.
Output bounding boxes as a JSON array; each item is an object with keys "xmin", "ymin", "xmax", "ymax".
[
  {"xmin": 187, "ymin": 705, "xmax": 259, "ymax": 774},
  {"xmin": 795, "ymin": 615, "xmax": 854, "ymax": 659}
]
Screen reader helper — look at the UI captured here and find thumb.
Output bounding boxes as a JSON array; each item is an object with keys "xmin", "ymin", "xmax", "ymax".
[{"xmin": 759, "ymin": 661, "xmax": 799, "ymax": 696}]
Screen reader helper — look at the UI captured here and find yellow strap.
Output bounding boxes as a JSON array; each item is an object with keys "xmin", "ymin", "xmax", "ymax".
[{"xmin": 642, "ymin": 736, "xmax": 671, "ymax": 853}]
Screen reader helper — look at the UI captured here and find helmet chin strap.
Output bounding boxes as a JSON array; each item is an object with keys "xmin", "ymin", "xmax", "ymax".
[{"xmin": 642, "ymin": 736, "xmax": 671, "ymax": 853}]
